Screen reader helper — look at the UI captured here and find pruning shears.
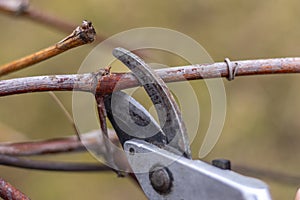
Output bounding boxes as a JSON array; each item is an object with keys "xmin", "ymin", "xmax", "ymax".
[{"xmin": 104, "ymin": 47, "xmax": 272, "ymax": 200}]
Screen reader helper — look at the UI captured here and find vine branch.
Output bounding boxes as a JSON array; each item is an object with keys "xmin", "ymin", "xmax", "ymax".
[
  {"xmin": 0, "ymin": 57, "xmax": 299, "ymax": 97},
  {"xmin": 0, "ymin": 177, "xmax": 30, "ymax": 200},
  {"xmin": 0, "ymin": 20, "xmax": 96, "ymax": 76},
  {"xmin": 0, "ymin": 155, "xmax": 112, "ymax": 172},
  {"xmin": 0, "ymin": 130, "xmax": 119, "ymax": 156},
  {"xmin": 0, "ymin": 0, "xmax": 106, "ymax": 42}
]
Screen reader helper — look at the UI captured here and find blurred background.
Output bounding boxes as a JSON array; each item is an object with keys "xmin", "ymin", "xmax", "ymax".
[{"xmin": 0, "ymin": 0, "xmax": 299, "ymax": 199}]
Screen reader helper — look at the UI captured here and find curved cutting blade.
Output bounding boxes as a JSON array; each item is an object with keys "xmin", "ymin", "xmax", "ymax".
[{"xmin": 112, "ymin": 47, "xmax": 191, "ymax": 158}]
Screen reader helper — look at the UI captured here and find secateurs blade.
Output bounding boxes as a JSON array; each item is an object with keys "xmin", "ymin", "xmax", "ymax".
[{"xmin": 104, "ymin": 47, "xmax": 191, "ymax": 158}]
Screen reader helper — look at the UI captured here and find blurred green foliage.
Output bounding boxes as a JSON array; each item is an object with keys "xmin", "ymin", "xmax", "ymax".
[{"xmin": 0, "ymin": 0, "xmax": 299, "ymax": 199}]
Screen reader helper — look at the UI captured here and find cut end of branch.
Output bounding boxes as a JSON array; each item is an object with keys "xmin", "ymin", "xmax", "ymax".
[
  {"xmin": 57, "ymin": 20, "xmax": 96, "ymax": 49},
  {"xmin": 78, "ymin": 20, "xmax": 96, "ymax": 43}
]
